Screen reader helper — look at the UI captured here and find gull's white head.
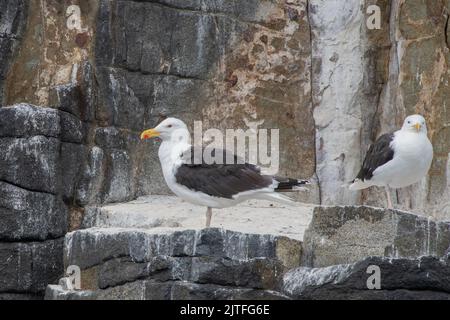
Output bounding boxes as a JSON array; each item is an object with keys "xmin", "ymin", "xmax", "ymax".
[
  {"xmin": 140, "ymin": 117, "xmax": 190, "ymax": 143},
  {"xmin": 401, "ymin": 114, "xmax": 427, "ymax": 134}
]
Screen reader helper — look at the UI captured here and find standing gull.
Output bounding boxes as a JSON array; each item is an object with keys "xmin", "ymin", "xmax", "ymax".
[
  {"xmin": 349, "ymin": 114, "xmax": 433, "ymax": 208},
  {"xmin": 141, "ymin": 118, "xmax": 309, "ymax": 227}
]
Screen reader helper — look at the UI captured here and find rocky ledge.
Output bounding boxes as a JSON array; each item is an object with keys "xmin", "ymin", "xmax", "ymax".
[{"xmin": 45, "ymin": 204, "xmax": 450, "ymax": 300}]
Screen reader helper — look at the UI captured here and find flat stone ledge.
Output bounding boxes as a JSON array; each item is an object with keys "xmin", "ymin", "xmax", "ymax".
[{"xmin": 82, "ymin": 195, "xmax": 314, "ymax": 241}]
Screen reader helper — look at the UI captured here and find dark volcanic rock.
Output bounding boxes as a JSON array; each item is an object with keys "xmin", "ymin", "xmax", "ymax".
[
  {"xmin": 85, "ymin": 255, "xmax": 284, "ymax": 291},
  {"xmin": 96, "ymin": 256, "xmax": 172, "ymax": 289},
  {"xmin": 0, "ymin": 136, "xmax": 60, "ymax": 194},
  {"xmin": 59, "ymin": 112, "xmax": 84, "ymax": 144},
  {"xmin": 46, "ymin": 228, "xmax": 301, "ymax": 299},
  {"xmin": 0, "ymin": 293, "xmax": 42, "ymax": 300},
  {"xmin": 64, "ymin": 228, "xmax": 301, "ymax": 271},
  {"xmin": 0, "ymin": 238, "xmax": 64, "ymax": 294},
  {"xmin": 283, "ymin": 255, "xmax": 450, "ymax": 300},
  {"xmin": 46, "ymin": 280, "xmax": 289, "ymax": 300},
  {"xmin": 60, "ymin": 143, "xmax": 87, "ymax": 200},
  {"xmin": 75, "ymin": 147, "xmax": 106, "ymax": 206},
  {"xmin": 96, "ymin": 68, "xmax": 145, "ymax": 131},
  {"xmin": 0, "ymin": 104, "xmax": 60, "ymax": 138},
  {"xmin": 0, "ymin": 181, "xmax": 67, "ymax": 240},
  {"xmin": 146, "ymin": 281, "xmax": 289, "ymax": 300}
]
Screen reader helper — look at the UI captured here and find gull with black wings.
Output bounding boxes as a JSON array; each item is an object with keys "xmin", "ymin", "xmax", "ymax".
[{"xmin": 141, "ymin": 118, "xmax": 309, "ymax": 227}]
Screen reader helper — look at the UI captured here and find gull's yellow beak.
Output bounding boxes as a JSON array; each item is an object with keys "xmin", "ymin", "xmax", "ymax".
[
  {"xmin": 414, "ymin": 123, "xmax": 421, "ymax": 132},
  {"xmin": 140, "ymin": 128, "xmax": 160, "ymax": 140}
]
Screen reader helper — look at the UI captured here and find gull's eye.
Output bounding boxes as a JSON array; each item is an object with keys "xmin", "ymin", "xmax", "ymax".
[
  {"xmin": 167, "ymin": 124, "xmax": 172, "ymax": 128},
  {"xmin": 407, "ymin": 121, "xmax": 411, "ymax": 124}
]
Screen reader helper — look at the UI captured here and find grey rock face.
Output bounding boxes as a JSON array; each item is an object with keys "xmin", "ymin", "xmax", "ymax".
[
  {"xmin": 95, "ymin": 255, "xmax": 283, "ymax": 291},
  {"xmin": 2, "ymin": 0, "xmax": 450, "ymax": 301},
  {"xmin": 0, "ymin": 102, "xmax": 86, "ymax": 297},
  {"xmin": 75, "ymin": 147, "xmax": 106, "ymax": 206},
  {"xmin": 0, "ymin": 0, "xmax": 28, "ymax": 102},
  {"xmin": 64, "ymin": 228, "xmax": 301, "ymax": 271},
  {"xmin": 302, "ymin": 206, "xmax": 450, "ymax": 267},
  {"xmin": 41, "ymin": 204, "xmax": 450, "ymax": 300},
  {"xmin": 0, "ymin": 293, "xmax": 41, "ymax": 300},
  {"xmin": 42, "ymin": 228, "xmax": 301, "ymax": 299},
  {"xmin": 47, "ymin": 216, "xmax": 450, "ymax": 300},
  {"xmin": 0, "ymin": 238, "xmax": 64, "ymax": 293},
  {"xmin": 0, "ymin": 104, "xmax": 60, "ymax": 138},
  {"xmin": 283, "ymin": 256, "xmax": 450, "ymax": 300},
  {"xmin": 0, "ymin": 181, "xmax": 67, "ymax": 240},
  {"xmin": 46, "ymin": 280, "xmax": 289, "ymax": 300},
  {"xmin": 95, "ymin": 68, "xmax": 145, "ymax": 131},
  {"xmin": 0, "ymin": 136, "xmax": 60, "ymax": 194}
]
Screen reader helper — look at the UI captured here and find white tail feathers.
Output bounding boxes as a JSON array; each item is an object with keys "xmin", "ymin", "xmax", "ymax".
[
  {"xmin": 258, "ymin": 193, "xmax": 296, "ymax": 206},
  {"xmin": 292, "ymin": 186, "xmax": 309, "ymax": 192},
  {"xmin": 348, "ymin": 179, "xmax": 371, "ymax": 190}
]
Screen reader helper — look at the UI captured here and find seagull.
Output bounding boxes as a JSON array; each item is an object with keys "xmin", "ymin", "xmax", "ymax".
[
  {"xmin": 140, "ymin": 117, "xmax": 309, "ymax": 227},
  {"xmin": 349, "ymin": 114, "xmax": 433, "ymax": 209}
]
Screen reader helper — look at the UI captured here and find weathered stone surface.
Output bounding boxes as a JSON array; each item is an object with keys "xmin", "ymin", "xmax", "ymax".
[
  {"xmin": 80, "ymin": 196, "xmax": 312, "ymax": 244},
  {"xmin": 302, "ymin": 206, "xmax": 450, "ymax": 267},
  {"xmin": 91, "ymin": 0, "xmax": 318, "ymax": 201},
  {"xmin": 83, "ymin": 255, "xmax": 283, "ymax": 291},
  {"xmin": 45, "ymin": 280, "xmax": 290, "ymax": 300},
  {"xmin": 60, "ymin": 143, "xmax": 86, "ymax": 201},
  {"xmin": 45, "ymin": 285, "xmax": 95, "ymax": 300},
  {"xmin": 45, "ymin": 227, "xmax": 301, "ymax": 300},
  {"xmin": 310, "ymin": 0, "xmax": 391, "ymax": 206},
  {"xmin": 95, "ymin": 68, "xmax": 145, "ymax": 131},
  {"xmin": 47, "ymin": 204, "xmax": 450, "ymax": 300},
  {"xmin": 0, "ymin": 238, "xmax": 64, "ymax": 294},
  {"xmin": 2, "ymin": 0, "xmax": 450, "ymax": 301},
  {"xmin": 283, "ymin": 256, "xmax": 450, "ymax": 300},
  {"xmin": 49, "ymin": 62, "xmax": 97, "ymax": 123},
  {"xmin": 0, "ymin": 0, "xmax": 28, "ymax": 102},
  {"xmin": 50, "ymin": 84, "xmax": 83, "ymax": 119},
  {"xmin": 0, "ymin": 103, "xmax": 84, "ymax": 143},
  {"xmin": 0, "ymin": 104, "xmax": 60, "ymax": 138},
  {"xmin": 64, "ymin": 228, "xmax": 301, "ymax": 271},
  {"xmin": 0, "ymin": 293, "xmax": 41, "ymax": 300},
  {"xmin": 4, "ymin": 0, "xmax": 98, "ymax": 106},
  {"xmin": 59, "ymin": 112, "xmax": 84, "ymax": 144},
  {"xmin": 0, "ymin": 136, "xmax": 60, "ymax": 194},
  {"xmin": 75, "ymin": 147, "xmax": 106, "ymax": 206},
  {"xmin": 145, "ymin": 281, "xmax": 289, "ymax": 300},
  {"xmin": 0, "ymin": 181, "xmax": 67, "ymax": 240},
  {"xmin": 1, "ymin": 0, "xmax": 448, "ymax": 212}
]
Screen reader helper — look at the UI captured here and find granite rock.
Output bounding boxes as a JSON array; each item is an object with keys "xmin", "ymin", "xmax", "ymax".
[
  {"xmin": 302, "ymin": 206, "xmax": 450, "ymax": 267},
  {"xmin": 0, "ymin": 238, "xmax": 64, "ymax": 294},
  {"xmin": 283, "ymin": 255, "xmax": 450, "ymax": 300},
  {"xmin": 0, "ymin": 181, "xmax": 67, "ymax": 241}
]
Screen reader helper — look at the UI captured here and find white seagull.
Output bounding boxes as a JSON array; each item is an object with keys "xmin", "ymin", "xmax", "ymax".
[
  {"xmin": 141, "ymin": 118, "xmax": 309, "ymax": 227},
  {"xmin": 349, "ymin": 114, "xmax": 433, "ymax": 208}
]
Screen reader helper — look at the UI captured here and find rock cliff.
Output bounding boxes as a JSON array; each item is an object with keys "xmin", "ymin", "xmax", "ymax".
[
  {"xmin": 45, "ymin": 202, "xmax": 450, "ymax": 300},
  {"xmin": 0, "ymin": 0, "xmax": 449, "ymax": 299}
]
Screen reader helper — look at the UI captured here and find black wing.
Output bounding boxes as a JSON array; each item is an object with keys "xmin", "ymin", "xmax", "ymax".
[
  {"xmin": 175, "ymin": 147, "xmax": 273, "ymax": 199},
  {"xmin": 356, "ymin": 133, "xmax": 395, "ymax": 181}
]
